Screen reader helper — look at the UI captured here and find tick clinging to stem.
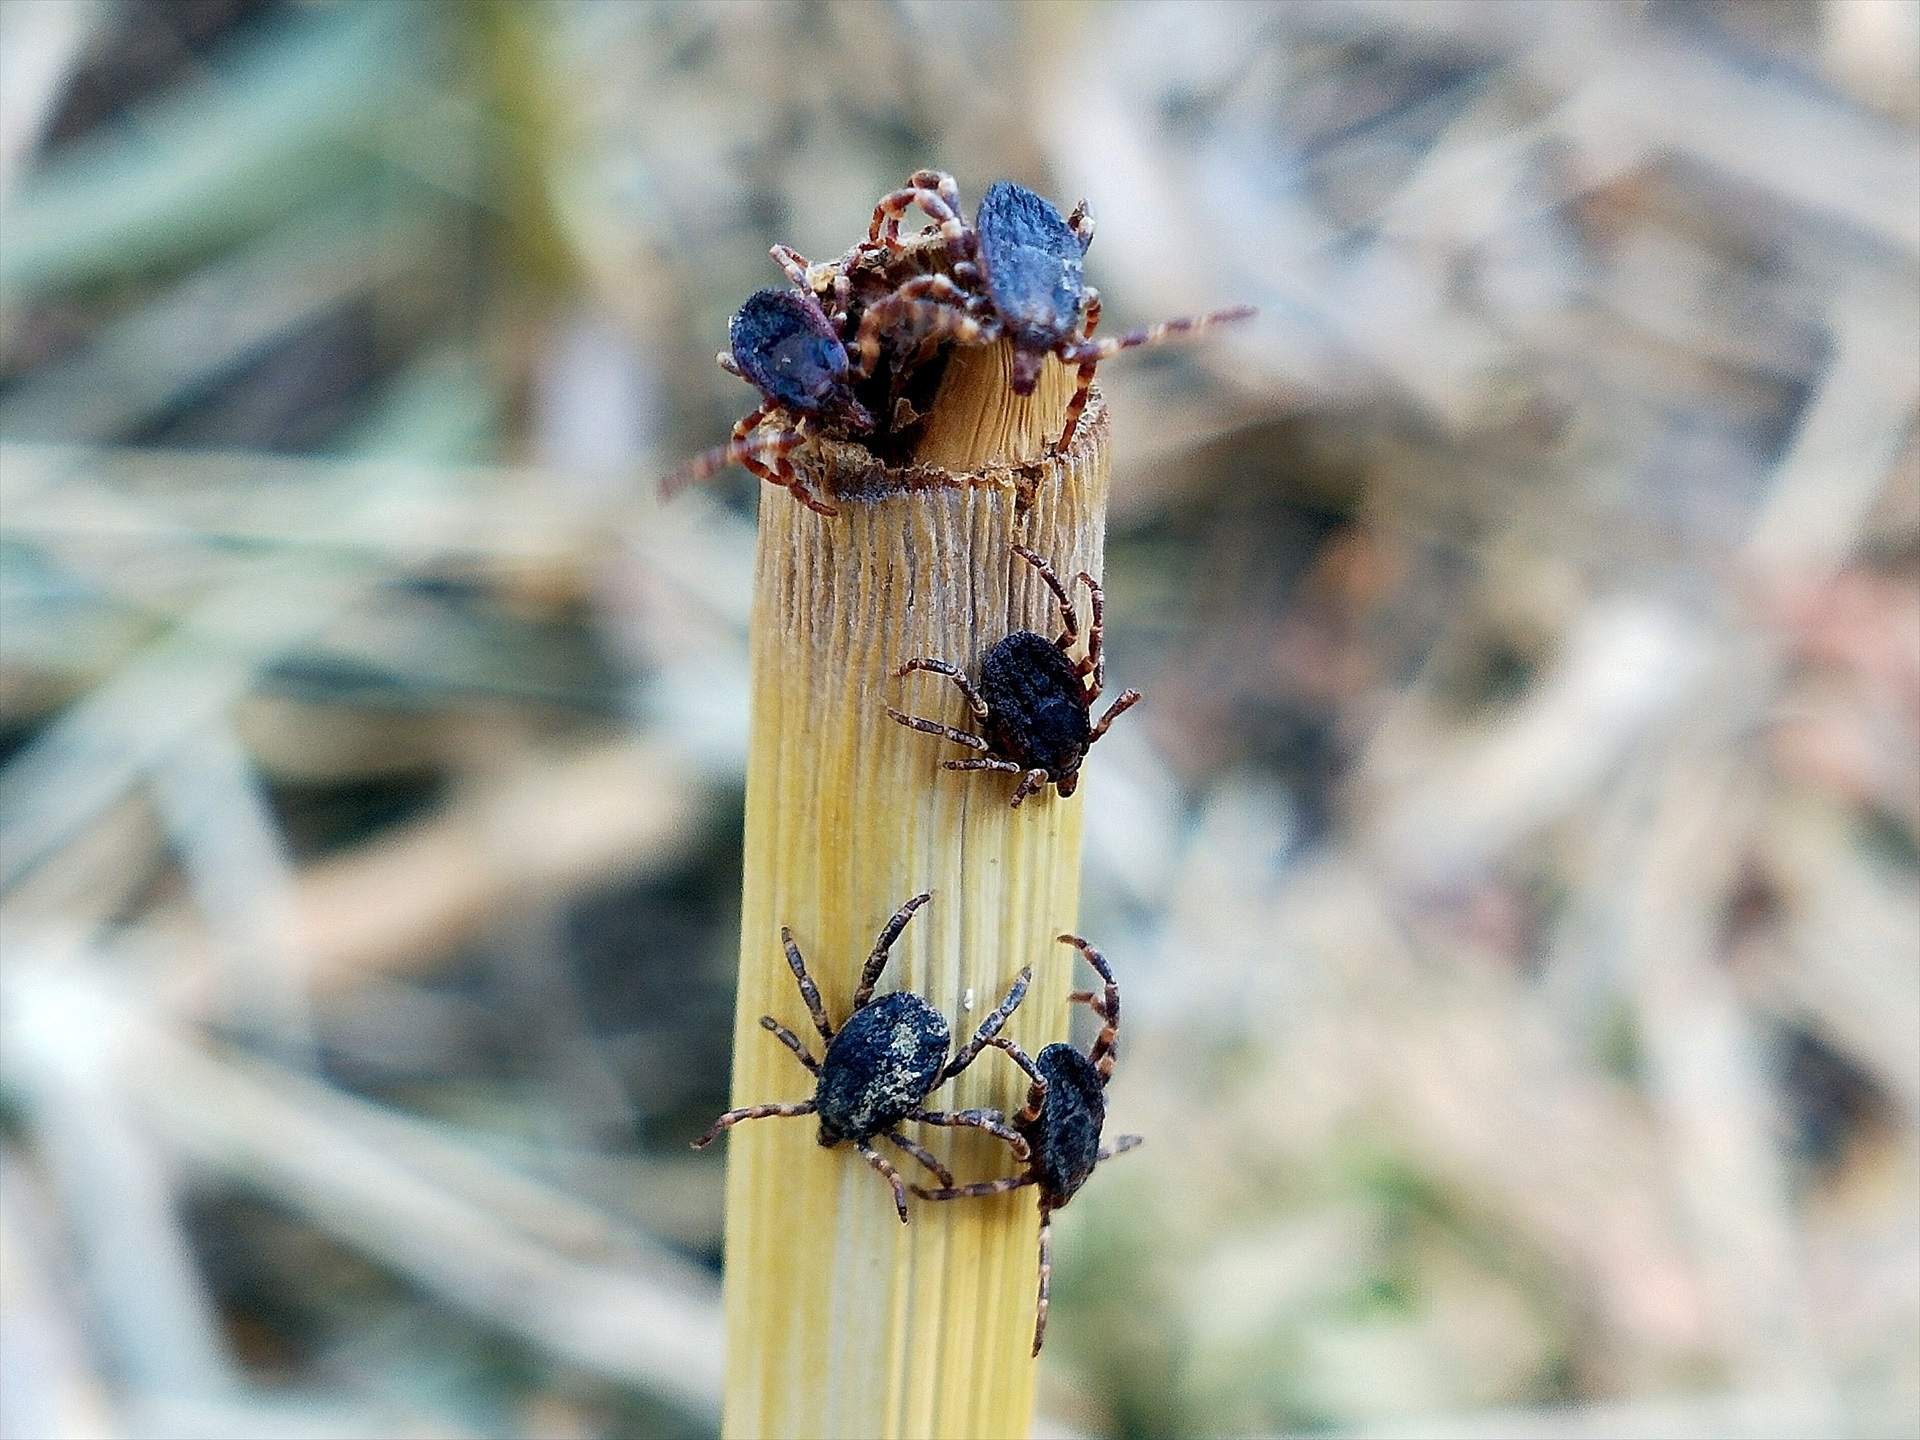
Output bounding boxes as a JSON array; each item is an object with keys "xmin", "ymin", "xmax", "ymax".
[
  {"xmin": 856, "ymin": 174, "xmax": 1256, "ymax": 451},
  {"xmin": 661, "ymin": 283, "xmax": 874, "ymax": 516},
  {"xmin": 888, "ymin": 544, "xmax": 1141, "ymax": 806},
  {"xmin": 914, "ymin": 935, "xmax": 1143, "ymax": 1354},
  {"xmin": 691, "ymin": 892, "xmax": 1037, "ymax": 1222}
]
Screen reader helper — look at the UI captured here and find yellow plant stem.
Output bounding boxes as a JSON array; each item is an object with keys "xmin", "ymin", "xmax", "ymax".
[{"xmin": 719, "ymin": 349, "xmax": 1105, "ymax": 1438}]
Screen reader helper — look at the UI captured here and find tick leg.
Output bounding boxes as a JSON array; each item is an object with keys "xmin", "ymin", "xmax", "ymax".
[
  {"xmin": 939, "ymin": 966, "xmax": 1033, "ymax": 1082},
  {"xmin": 1062, "ymin": 304, "xmax": 1257, "ymax": 367},
  {"xmin": 750, "ymin": 421, "xmax": 838, "ymax": 517},
  {"xmin": 867, "ymin": 169, "xmax": 967, "ymax": 250},
  {"xmin": 911, "ymin": 1107, "xmax": 1031, "ymax": 1164},
  {"xmin": 780, "ymin": 926, "xmax": 835, "ymax": 1043},
  {"xmin": 894, "ymin": 657, "xmax": 989, "ymax": 720},
  {"xmin": 852, "ymin": 890, "xmax": 933, "ymax": 1010},
  {"xmin": 1056, "ymin": 302, "xmax": 1255, "ymax": 449},
  {"xmin": 1058, "ymin": 934, "xmax": 1120, "ymax": 1081},
  {"xmin": 853, "ymin": 272, "xmax": 979, "ymax": 375},
  {"xmin": 1076, "ymin": 570, "xmax": 1105, "ymax": 693},
  {"xmin": 855, "ymin": 293, "xmax": 993, "ymax": 378},
  {"xmin": 1058, "ymin": 354, "xmax": 1099, "ymax": 452},
  {"xmin": 769, "ymin": 243, "xmax": 811, "ymax": 288},
  {"xmin": 853, "ymin": 1141, "xmax": 911, "ymax": 1223},
  {"xmin": 988, "ymin": 1036, "xmax": 1049, "ymax": 1126},
  {"xmin": 758, "ymin": 1015, "xmax": 820, "ymax": 1075},
  {"xmin": 882, "ymin": 1130, "xmax": 955, "ymax": 1189},
  {"xmin": 940, "ymin": 757, "xmax": 1020, "ymax": 771},
  {"xmin": 1052, "ymin": 289, "xmax": 1104, "ymax": 450},
  {"xmin": 659, "ymin": 405, "xmax": 768, "ymax": 499},
  {"xmin": 887, "ymin": 707, "xmax": 990, "ymax": 752},
  {"xmin": 718, "ymin": 351, "xmax": 747, "ymax": 379},
  {"xmin": 690, "ymin": 1100, "xmax": 815, "ymax": 1149},
  {"xmin": 1011, "ymin": 545, "xmax": 1078, "ymax": 651},
  {"xmin": 1088, "ymin": 689, "xmax": 1142, "ymax": 744},
  {"xmin": 1067, "ymin": 200, "xmax": 1096, "ymax": 252},
  {"xmin": 1098, "ymin": 1134, "xmax": 1145, "ymax": 1164},
  {"xmin": 1032, "ymin": 1202, "xmax": 1054, "ymax": 1355},
  {"xmin": 1008, "ymin": 767, "xmax": 1052, "ymax": 808},
  {"xmin": 911, "ymin": 1173, "xmax": 1038, "ymax": 1202},
  {"xmin": 1068, "ymin": 990, "xmax": 1112, "ymax": 1019}
]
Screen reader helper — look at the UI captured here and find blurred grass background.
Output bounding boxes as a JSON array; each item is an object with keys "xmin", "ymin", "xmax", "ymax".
[{"xmin": 0, "ymin": 2, "xmax": 1916, "ymax": 1437}]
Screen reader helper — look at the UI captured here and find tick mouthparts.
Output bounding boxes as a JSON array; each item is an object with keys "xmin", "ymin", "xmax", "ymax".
[{"xmin": 1009, "ymin": 348, "xmax": 1045, "ymax": 395}]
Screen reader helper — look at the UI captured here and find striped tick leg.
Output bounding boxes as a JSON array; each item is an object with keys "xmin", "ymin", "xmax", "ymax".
[
  {"xmin": 853, "ymin": 1140, "xmax": 912, "ymax": 1223},
  {"xmin": 1012, "ymin": 544, "xmax": 1079, "ymax": 651},
  {"xmin": 1057, "ymin": 288, "xmax": 1102, "ymax": 451},
  {"xmin": 1058, "ymin": 934, "xmax": 1120, "ymax": 1078},
  {"xmin": 659, "ymin": 404, "xmax": 767, "ymax": 500},
  {"xmin": 758, "ymin": 1015, "xmax": 820, "ymax": 1074},
  {"xmin": 882, "ymin": 1131, "xmax": 954, "ymax": 1189},
  {"xmin": 852, "ymin": 890, "xmax": 933, "ymax": 1010},
  {"xmin": 1087, "ymin": 689, "xmax": 1142, "ymax": 745},
  {"xmin": 690, "ymin": 1100, "xmax": 816, "ymax": 1150},
  {"xmin": 911, "ymin": 1172, "xmax": 1037, "ymax": 1202},
  {"xmin": 886, "ymin": 656, "xmax": 992, "ymax": 756},
  {"xmin": 855, "ymin": 288, "xmax": 995, "ymax": 380},
  {"xmin": 910, "ymin": 1107, "xmax": 1031, "ymax": 1164},
  {"xmin": 769, "ymin": 244, "xmax": 851, "ymax": 324},
  {"xmin": 1074, "ymin": 569, "xmax": 1105, "ymax": 688},
  {"xmin": 938, "ymin": 966, "xmax": 1034, "ymax": 1083},
  {"xmin": 868, "ymin": 169, "xmax": 969, "ymax": 250},
  {"xmin": 1054, "ymin": 301, "xmax": 1256, "ymax": 450},
  {"xmin": 1033, "ymin": 1202, "xmax": 1055, "ymax": 1355},
  {"xmin": 780, "ymin": 925, "xmax": 835, "ymax": 1044}
]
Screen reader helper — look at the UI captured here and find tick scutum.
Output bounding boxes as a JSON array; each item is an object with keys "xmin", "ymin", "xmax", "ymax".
[
  {"xmin": 1025, "ymin": 1042, "xmax": 1107, "ymax": 1205},
  {"xmin": 814, "ymin": 991, "xmax": 951, "ymax": 1143},
  {"xmin": 729, "ymin": 287, "xmax": 856, "ymax": 417},
  {"xmin": 980, "ymin": 630, "xmax": 1093, "ymax": 781},
  {"xmin": 975, "ymin": 180, "xmax": 1086, "ymax": 360}
]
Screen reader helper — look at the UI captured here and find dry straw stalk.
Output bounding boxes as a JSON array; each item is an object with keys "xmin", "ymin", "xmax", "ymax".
[{"xmin": 719, "ymin": 347, "xmax": 1106, "ymax": 1438}]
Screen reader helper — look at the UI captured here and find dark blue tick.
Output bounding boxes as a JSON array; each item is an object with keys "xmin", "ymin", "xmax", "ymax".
[
  {"xmin": 888, "ymin": 544, "xmax": 1141, "ymax": 807},
  {"xmin": 859, "ymin": 171, "xmax": 1255, "ymax": 451},
  {"xmin": 691, "ymin": 892, "xmax": 1036, "ymax": 1223},
  {"xmin": 663, "ymin": 283, "xmax": 873, "ymax": 516},
  {"xmin": 910, "ymin": 934, "xmax": 1143, "ymax": 1355}
]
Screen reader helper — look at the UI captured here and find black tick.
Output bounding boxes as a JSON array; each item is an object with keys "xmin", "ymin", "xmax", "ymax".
[
  {"xmin": 691, "ymin": 891, "xmax": 1035, "ymax": 1221},
  {"xmin": 855, "ymin": 174, "xmax": 1255, "ymax": 452},
  {"xmin": 888, "ymin": 544, "xmax": 1141, "ymax": 806},
  {"xmin": 913, "ymin": 934, "xmax": 1143, "ymax": 1354},
  {"xmin": 663, "ymin": 284, "xmax": 874, "ymax": 516}
]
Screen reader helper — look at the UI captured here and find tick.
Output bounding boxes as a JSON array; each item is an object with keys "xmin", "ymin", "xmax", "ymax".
[
  {"xmin": 854, "ymin": 175, "xmax": 1254, "ymax": 452},
  {"xmin": 691, "ymin": 891, "xmax": 1036, "ymax": 1222},
  {"xmin": 663, "ymin": 283, "xmax": 874, "ymax": 516},
  {"xmin": 887, "ymin": 544, "xmax": 1141, "ymax": 806},
  {"xmin": 913, "ymin": 935, "xmax": 1143, "ymax": 1354}
]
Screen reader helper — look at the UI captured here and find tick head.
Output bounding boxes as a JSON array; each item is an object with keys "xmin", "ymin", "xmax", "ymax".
[{"xmin": 1009, "ymin": 343, "xmax": 1048, "ymax": 396}]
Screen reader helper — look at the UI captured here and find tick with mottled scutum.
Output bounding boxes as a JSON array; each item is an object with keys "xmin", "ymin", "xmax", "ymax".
[
  {"xmin": 856, "ymin": 173, "xmax": 1255, "ymax": 452},
  {"xmin": 662, "ymin": 283, "xmax": 873, "ymax": 516},
  {"xmin": 887, "ymin": 544, "xmax": 1141, "ymax": 807},
  {"xmin": 691, "ymin": 891, "xmax": 1036, "ymax": 1222},
  {"xmin": 914, "ymin": 935, "xmax": 1143, "ymax": 1354}
]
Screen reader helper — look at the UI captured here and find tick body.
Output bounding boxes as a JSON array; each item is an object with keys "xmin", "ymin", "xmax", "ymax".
[
  {"xmin": 663, "ymin": 286, "xmax": 873, "ymax": 516},
  {"xmin": 888, "ymin": 545, "xmax": 1141, "ymax": 806},
  {"xmin": 912, "ymin": 935, "xmax": 1143, "ymax": 1354},
  {"xmin": 858, "ymin": 174, "xmax": 1254, "ymax": 451},
  {"xmin": 691, "ymin": 892, "xmax": 1036, "ymax": 1222}
]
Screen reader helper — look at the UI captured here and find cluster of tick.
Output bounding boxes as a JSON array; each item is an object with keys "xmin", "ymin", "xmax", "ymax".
[
  {"xmin": 694, "ymin": 542, "xmax": 1142, "ymax": 1354},
  {"xmin": 692, "ymin": 892, "xmax": 1139, "ymax": 1356},
  {"xmin": 663, "ymin": 169, "xmax": 1254, "ymax": 515},
  {"xmin": 687, "ymin": 170, "xmax": 1248, "ymax": 1357}
]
